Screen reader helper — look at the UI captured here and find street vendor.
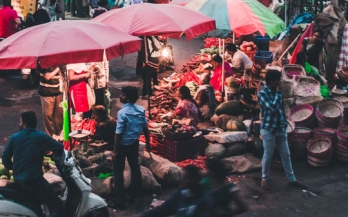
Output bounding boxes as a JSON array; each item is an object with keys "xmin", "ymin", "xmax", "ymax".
[
  {"xmin": 193, "ymin": 73, "xmax": 217, "ymax": 120},
  {"xmin": 172, "ymin": 86, "xmax": 200, "ymax": 127},
  {"xmin": 300, "ymin": 30, "xmax": 324, "ymax": 70},
  {"xmin": 91, "ymin": 105, "xmax": 116, "ymax": 146},
  {"xmin": 225, "ymin": 43, "xmax": 253, "ymax": 72},
  {"xmin": 295, "ymin": 51, "xmax": 323, "ymax": 85},
  {"xmin": 210, "ymin": 55, "xmax": 233, "ymax": 93}
]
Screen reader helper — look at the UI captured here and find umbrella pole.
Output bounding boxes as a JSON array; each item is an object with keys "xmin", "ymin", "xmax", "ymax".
[
  {"xmin": 65, "ymin": 69, "xmax": 72, "ymax": 150},
  {"xmin": 221, "ymin": 39, "xmax": 225, "ymax": 102},
  {"xmin": 285, "ymin": 0, "xmax": 288, "ymax": 27},
  {"xmin": 144, "ymin": 36, "xmax": 151, "ymax": 120}
]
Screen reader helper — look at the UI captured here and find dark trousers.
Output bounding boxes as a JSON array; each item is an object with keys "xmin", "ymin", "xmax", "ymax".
[
  {"xmin": 94, "ymin": 88, "xmax": 106, "ymax": 106},
  {"xmin": 70, "ymin": 0, "xmax": 83, "ymax": 17},
  {"xmin": 19, "ymin": 178, "xmax": 64, "ymax": 217},
  {"xmin": 142, "ymin": 65, "xmax": 158, "ymax": 97},
  {"xmin": 113, "ymin": 141, "xmax": 142, "ymax": 204}
]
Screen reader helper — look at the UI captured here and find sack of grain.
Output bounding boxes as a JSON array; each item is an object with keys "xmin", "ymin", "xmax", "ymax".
[{"xmin": 141, "ymin": 166, "xmax": 161, "ymax": 193}]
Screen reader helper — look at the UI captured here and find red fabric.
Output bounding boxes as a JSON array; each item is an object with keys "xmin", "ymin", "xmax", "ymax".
[
  {"xmin": 289, "ymin": 23, "xmax": 314, "ymax": 64},
  {"xmin": 211, "ymin": 62, "xmax": 233, "ymax": 92},
  {"xmin": 0, "ymin": 20, "xmax": 142, "ymax": 69},
  {"xmin": 0, "ymin": 6, "xmax": 18, "ymax": 38},
  {"xmin": 69, "ymin": 71, "xmax": 89, "ymax": 112},
  {"xmin": 93, "ymin": 3, "xmax": 216, "ymax": 41},
  {"xmin": 174, "ymin": 71, "xmax": 200, "ymax": 88}
]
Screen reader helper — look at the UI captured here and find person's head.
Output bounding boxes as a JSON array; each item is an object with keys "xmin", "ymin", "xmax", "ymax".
[
  {"xmin": 92, "ymin": 105, "xmax": 108, "ymax": 122},
  {"xmin": 211, "ymin": 55, "xmax": 223, "ymax": 68},
  {"xmin": 120, "ymin": 86, "xmax": 139, "ymax": 104},
  {"xmin": 19, "ymin": 111, "xmax": 37, "ymax": 130},
  {"xmin": 206, "ymin": 158, "xmax": 228, "ymax": 184},
  {"xmin": 265, "ymin": 69, "xmax": 282, "ymax": 91},
  {"xmin": 49, "ymin": 0, "xmax": 56, "ymax": 6},
  {"xmin": 200, "ymin": 73, "xmax": 210, "ymax": 85},
  {"xmin": 3, "ymin": 0, "xmax": 11, "ymax": 7},
  {"xmin": 225, "ymin": 43, "xmax": 237, "ymax": 56},
  {"xmin": 177, "ymin": 85, "xmax": 192, "ymax": 100},
  {"xmin": 313, "ymin": 29, "xmax": 323, "ymax": 40},
  {"xmin": 182, "ymin": 165, "xmax": 202, "ymax": 189},
  {"xmin": 98, "ymin": 0, "xmax": 108, "ymax": 8}
]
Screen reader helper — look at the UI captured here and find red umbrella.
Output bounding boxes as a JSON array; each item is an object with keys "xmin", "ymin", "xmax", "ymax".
[
  {"xmin": 93, "ymin": 3, "xmax": 216, "ymax": 40},
  {"xmin": 0, "ymin": 20, "xmax": 142, "ymax": 69}
]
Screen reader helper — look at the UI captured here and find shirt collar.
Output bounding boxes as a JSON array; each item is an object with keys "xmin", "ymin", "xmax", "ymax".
[{"xmin": 122, "ymin": 103, "xmax": 133, "ymax": 108}]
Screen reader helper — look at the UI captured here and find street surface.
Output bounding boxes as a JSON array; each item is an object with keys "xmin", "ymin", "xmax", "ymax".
[{"xmin": 1, "ymin": 36, "xmax": 348, "ymax": 217}]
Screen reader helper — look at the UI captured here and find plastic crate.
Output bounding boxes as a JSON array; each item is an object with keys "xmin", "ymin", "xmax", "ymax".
[
  {"xmin": 254, "ymin": 50, "xmax": 273, "ymax": 64},
  {"xmin": 254, "ymin": 36, "xmax": 270, "ymax": 51},
  {"xmin": 164, "ymin": 136, "xmax": 208, "ymax": 162},
  {"xmin": 162, "ymin": 130, "xmax": 195, "ymax": 141}
]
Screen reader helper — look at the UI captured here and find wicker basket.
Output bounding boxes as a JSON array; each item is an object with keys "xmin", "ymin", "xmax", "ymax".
[
  {"xmin": 337, "ymin": 125, "xmax": 348, "ymax": 143},
  {"xmin": 331, "ymin": 88, "xmax": 347, "ymax": 96},
  {"xmin": 307, "ymin": 137, "xmax": 332, "ymax": 157},
  {"xmin": 282, "ymin": 64, "xmax": 306, "ymax": 79},
  {"xmin": 281, "ymin": 80, "xmax": 294, "ymax": 98},
  {"xmin": 334, "ymin": 96, "xmax": 348, "ymax": 108},
  {"xmin": 313, "ymin": 127, "xmax": 337, "ymax": 145},
  {"xmin": 294, "ymin": 76, "xmax": 321, "ymax": 97},
  {"xmin": 290, "ymin": 104, "xmax": 314, "ymax": 123},
  {"xmin": 289, "ymin": 127, "xmax": 313, "ymax": 141},
  {"xmin": 295, "ymin": 96, "xmax": 323, "ymax": 107},
  {"xmin": 337, "ymin": 66, "xmax": 348, "ymax": 82},
  {"xmin": 316, "ymin": 99, "xmax": 344, "ymax": 120},
  {"xmin": 284, "ymin": 101, "xmax": 290, "ymax": 117}
]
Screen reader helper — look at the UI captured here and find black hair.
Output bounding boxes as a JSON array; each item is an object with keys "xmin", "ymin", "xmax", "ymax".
[
  {"xmin": 265, "ymin": 69, "xmax": 282, "ymax": 85},
  {"xmin": 21, "ymin": 111, "xmax": 37, "ymax": 129},
  {"xmin": 49, "ymin": 0, "xmax": 56, "ymax": 6},
  {"xmin": 202, "ymin": 73, "xmax": 210, "ymax": 84},
  {"xmin": 211, "ymin": 55, "xmax": 223, "ymax": 64},
  {"xmin": 92, "ymin": 105, "xmax": 108, "ymax": 122},
  {"xmin": 183, "ymin": 165, "xmax": 202, "ymax": 181},
  {"xmin": 314, "ymin": 29, "xmax": 324, "ymax": 38},
  {"xmin": 179, "ymin": 86, "xmax": 200, "ymax": 111},
  {"xmin": 295, "ymin": 51, "xmax": 306, "ymax": 65},
  {"xmin": 225, "ymin": 43, "xmax": 237, "ymax": 52},
  {"xmin": 122, "ymin": 86, "xmax": 139, "ymax": 103},
  {"xmin": 206, "ymin": 158, "xmax": 228, "ymax": 182},
  {"xmin": 3, "ymin": 0, "xmax": 11, "ymax": 6},
  {"xmin": 33, "ymin": 9, "xmax": 50, "ymax": 25}
]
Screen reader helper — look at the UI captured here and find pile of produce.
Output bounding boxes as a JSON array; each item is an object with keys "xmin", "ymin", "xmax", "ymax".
[
  {"xmin": 174, "ymin": 71, "xmax": 200, "ymax": 89},
  {"xmin": 204, "ymin": 37, "xmax": 219, "ymax": 48},
  {"xmin": 186, "ymin": 81, "xmax": 199, "ymax": 96},
  {"xmin": 181, "ymin": 54, "xmax": 211, "ymax": 73},
  {"xmin": 71, "ymin": 118, "xmax": 97, "ymax": 135},
  {"xmin": 139, "ymin": 134, "xmax": 164, "ymax": 156},
  {"xmin": 199, "ymin": 46, "xmax": 219, "ymax": 55},
  {"xmin": 174, "ymin": 156, "xmax": 207, "ymax": 170},
  {"xmin": 239, "ymin": 41, "xmax": 258, "ymax": 52},
  {"xmin": 0, "ymin": 160, "xmax": 13, "ymax": 180},
  {"xmin": 148, "ymin": 87, "xmax": 178, "ymax": 123}
]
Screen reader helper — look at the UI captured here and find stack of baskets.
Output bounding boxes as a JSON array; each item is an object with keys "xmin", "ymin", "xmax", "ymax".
[
  {"xmin": 313, "ymin": 128, "xmax": 337, "ymax": 148},
  {"xmin": 337, "ymin": 66, "xmax": 348, "ymax": 83},
  {"xmin": 281, "ymin": 80, "xmax": 294, "ymax": 99},
  {"xmin": 316, "ymin": 99, "xmax": 344, "ymax": 128},
  {"xmin": 290, "ymin": 104, "xmax": 315, "ymax": 128},
  {"xmin": 288, "ymin": 127, "xmax": 313, "ymax": 158},
  {"xmin": 336, "ymin": 125, "xmax": 348, "ymax": 162},
  {"xmin": 306, "ymin": 137, "xmax": 333, "ymax": 167},
  {"xmin": 282, "ymin": 64, "xmax": 306, "ymax": 80},
  {"xmin": 334, "ymin": 96, "xmax": 348, "ymax": 125},
  {"xmin": 286, "ymin": 118, "xmax": 295, "ymax": 136}
]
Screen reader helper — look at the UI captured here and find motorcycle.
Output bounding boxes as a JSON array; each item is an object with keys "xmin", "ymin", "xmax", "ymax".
[{"xmin": 0, "ymin": 150, "xmax": 109, "ymax": 217}]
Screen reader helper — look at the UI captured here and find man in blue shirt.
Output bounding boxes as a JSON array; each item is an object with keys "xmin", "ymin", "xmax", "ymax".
[
  {"xmin": 111, "ymin": 86, "xmax": 151, "ymax": 210},
  {"xmin": 258, "ymin": 70, "xmax": 306, "ymax": 190},
  {"xmin": 2, "ymin": 111, "xmax": 64, "ymax": 217}
]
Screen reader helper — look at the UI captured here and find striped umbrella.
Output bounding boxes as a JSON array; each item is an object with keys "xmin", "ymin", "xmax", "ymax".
[{"xmin": 186, "ymin": 0, "xmax": 285, "ymax": 38}]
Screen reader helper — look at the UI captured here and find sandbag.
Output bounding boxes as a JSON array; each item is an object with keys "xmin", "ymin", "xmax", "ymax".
[
  {"xmin": 91, "ymin": 177, "xmax": 113, "ymax": 198},
  {"xmin": 210, "ymin": 114, "xmax": 243, "ymax": 129},
  {"xmin": 142, "ymin": 151, "xmax": 182, "ymax": 186},
  {"xmin": 222, "ymin": 154, "xmax": 262, "ymax": 174},
  {"xmin": 215, "ymin": 100, "xmax": 243, "ymax": 116},
  {"xmin": 204, "ymin": 132, "xmax": 248, "ymax": 144},
  {"xmin": 223, "ymin": 142, "xmax": 247, "ymax": 157},
  {"xmin": 141, "ymin": 166, "xmax": 161, "ymax": 193}
]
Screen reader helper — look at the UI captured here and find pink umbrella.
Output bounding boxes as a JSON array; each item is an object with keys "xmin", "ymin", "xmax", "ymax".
[
  {"xmin": 0, "ymin": 20, "xmax": 142, "ymax": 69},
  {"xmin": 93, "ymin": 3, "xmax": 216, "ymax": 40}
]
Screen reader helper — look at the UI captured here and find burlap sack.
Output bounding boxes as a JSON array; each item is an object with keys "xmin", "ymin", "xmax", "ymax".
[
  {"xmin": 142, "ymin": 151, "xmax": 182, "ymax": 186},
  {"xmin": 141, "ymin": 166, "xmax": 161, "ymax": 193},
  {"xmin": 91, "ymin": 177, "xmax": 113, "ymax": 198},
  {"xmin": 223, "ymin": 142, "xmax": 247, "ymax": 157},
  {"xmin": 222, "ymin": 154, "xmax": 261, "ymax": 174}
]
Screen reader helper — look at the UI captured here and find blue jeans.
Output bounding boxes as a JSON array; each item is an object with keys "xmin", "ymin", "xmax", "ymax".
[{"xmin": 261, "ymin": 128, "xmax": 296, "ymax": 182}]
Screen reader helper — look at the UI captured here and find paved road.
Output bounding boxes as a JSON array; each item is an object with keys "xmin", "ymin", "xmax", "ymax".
[{"xmin": 1, "ymin": 36, "xmax": 348, "ymax": 217}]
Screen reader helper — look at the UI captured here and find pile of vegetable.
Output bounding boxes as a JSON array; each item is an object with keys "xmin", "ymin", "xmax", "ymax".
[
  {"xmin": 174, "ymin": 71, "xmax": 200, "ymax": 89},
  {"xmin": 204, "ymin": 38, "xmax": 219, "ymax": 48},
  {"xmin": 148, "ymin": 87, "xmax": 178, "ymax": 123},
  {"xmin": 181, "ymin": 54, "xmax": 211, "ymax": 73},
  {"xmin": 199, "ymin": 46, "xmax": 219, "ymax": 55},
  {"xmin": 239, "ymin": 41, "xmax": 257, "ymax": 52},
  {"xmin": 186, "ymin": 81, "xmax": 199, "ymax": 96},
  {"xmin": 0, "ymin": 160, "xmax": 13, "ymax": 180},
  {"xmin": 139, "ymin": 134, "xmax": 164, "ymax": 156},
  {"xmin": 174, "ymin": 156, "xmax": 207, "ymax": 170}
]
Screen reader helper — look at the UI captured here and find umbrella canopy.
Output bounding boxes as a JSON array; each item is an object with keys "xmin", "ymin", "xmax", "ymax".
[
  {"xmin": 93, "ymin": 3, "xmax": 216, "ymax": 40},
  {"xmin": 0, "ymin": 20, "xmax": 142, "ymax": 69},
  {"xmin": 185, "ymin": 0, "xmax": 285, "ymax": 38}
]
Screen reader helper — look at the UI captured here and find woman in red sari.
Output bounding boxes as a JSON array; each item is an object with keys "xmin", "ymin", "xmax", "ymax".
[
  {"xmin": 210, "ymin": 55, "xmax": 233, "ymax": 92},
  {"xmin": 67, "ymin": 63, "xmax": 92, "ymax": 119}
]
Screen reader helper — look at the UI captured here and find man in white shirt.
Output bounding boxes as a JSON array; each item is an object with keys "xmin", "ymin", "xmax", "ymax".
[{"xmin": 225, "ymin": 43, "xmax": 253, "ymax": 72}]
